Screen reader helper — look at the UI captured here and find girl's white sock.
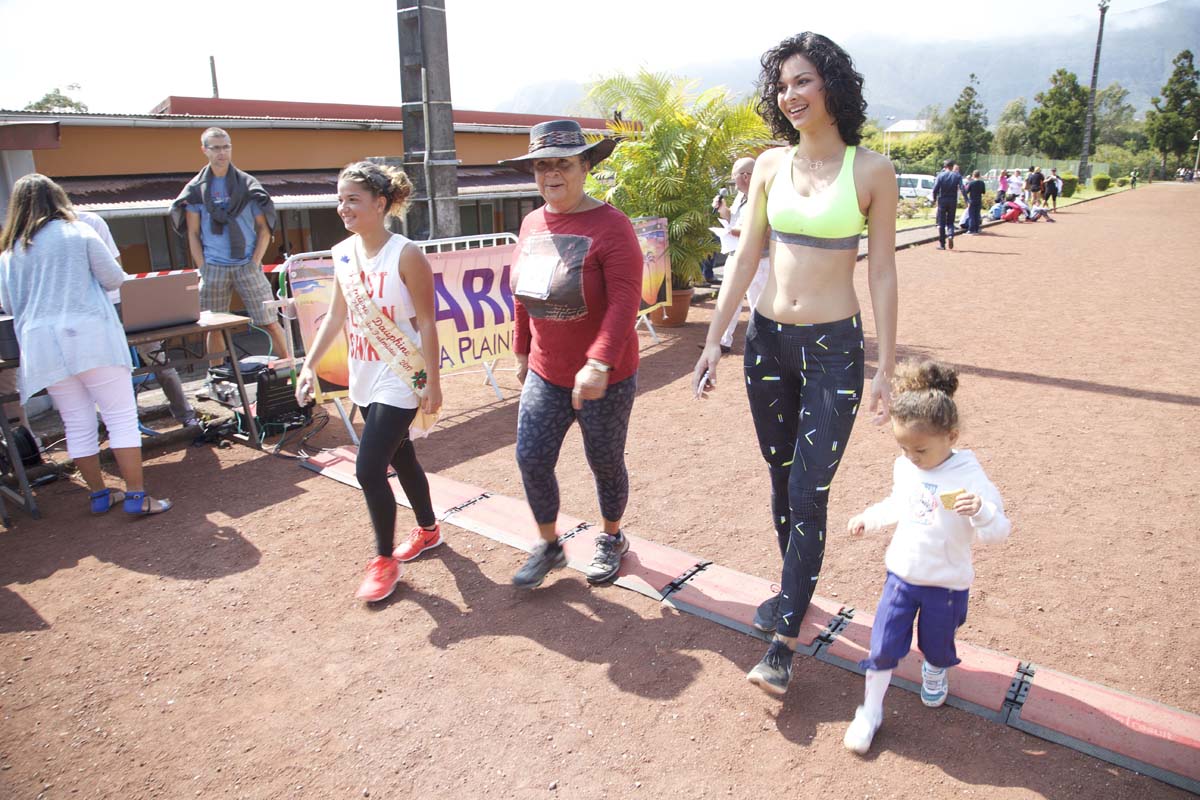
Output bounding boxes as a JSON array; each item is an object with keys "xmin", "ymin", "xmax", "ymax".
[{"xmin": 864, "ymin": 668, "xmax": 892, "ymax": 717}]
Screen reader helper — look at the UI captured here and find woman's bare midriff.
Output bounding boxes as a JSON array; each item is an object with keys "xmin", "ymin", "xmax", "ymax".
[{"xmin": 755, "ymin": 242, "xmax": 860, "ymax": 324}]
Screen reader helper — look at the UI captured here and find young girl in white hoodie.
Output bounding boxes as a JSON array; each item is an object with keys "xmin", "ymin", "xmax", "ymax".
[{"xmin": 842, "ymin": 360, "xmax": 1011, "ymax": 754}]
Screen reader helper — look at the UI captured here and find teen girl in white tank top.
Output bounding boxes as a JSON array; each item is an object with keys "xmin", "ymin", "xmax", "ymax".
[{"xmin": 332, "ymin": 232, "xmax": 422, "ymax": 410}]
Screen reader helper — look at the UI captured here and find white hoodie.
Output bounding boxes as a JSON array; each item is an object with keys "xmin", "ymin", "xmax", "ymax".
[{"xmin": 857, "ymin": 450, "xmax": 1011, "ymax": 590}]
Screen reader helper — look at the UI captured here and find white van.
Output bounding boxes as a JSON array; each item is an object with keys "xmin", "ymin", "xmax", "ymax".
[{"xmin": 897, "ymin": 173, "xmax": 936, "ymax": 203}]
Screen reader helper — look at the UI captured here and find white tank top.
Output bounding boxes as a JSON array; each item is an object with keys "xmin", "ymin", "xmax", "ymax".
[{"xmin": 332, "ymin": 233, "xmax": 422, "ymax": 410}]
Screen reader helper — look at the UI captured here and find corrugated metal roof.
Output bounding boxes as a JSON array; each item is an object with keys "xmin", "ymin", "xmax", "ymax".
[
  {"xmin": 0, "ymin": 104, "xmax": 611, "ymax": 134},
  {"xmin": 152, "ymin": 96, "xmax": 612, "ymax": 131},
  {"xmin": 59, "ymin": 166, "xmax": 537, "ymax": 215}
]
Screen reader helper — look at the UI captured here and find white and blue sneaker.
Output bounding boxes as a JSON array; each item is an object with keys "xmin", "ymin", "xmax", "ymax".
[{"xmin": 921, "ymin": 661, "xmax": 949, "ymax": 707}]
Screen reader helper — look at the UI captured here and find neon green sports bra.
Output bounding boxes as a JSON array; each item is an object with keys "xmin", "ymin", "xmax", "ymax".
[{"xmin": 766, "ymin": 145, "xmax": 865, "ymax": 250}]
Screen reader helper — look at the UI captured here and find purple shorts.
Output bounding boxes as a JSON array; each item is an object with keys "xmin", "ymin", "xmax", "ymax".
[{"xmin": 859, "ymin": 572, "xmax": 969, "ymax": 671}]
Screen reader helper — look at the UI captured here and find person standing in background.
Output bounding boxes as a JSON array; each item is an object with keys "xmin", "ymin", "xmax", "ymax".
[
  {"xmin": 711, "ymin": 156, "xmax": 769, "ymax": 353},
  {"xmin": 170, "ymin": 127, "xmax": 288, "ymax": 366},
  {"xmin": 75, "ymin": 209, "xmax": 199, "ymax": 429},
  {"xmin": 0, "ymin": 174, "xmax": 172, "ymax": 516},
  {"xmin": 1043, "ymin": 168, "xmax": 1061, "ymax": 211},
  {"xmin": 963, "ymin": 171, "xmax": 986, "ymax": 235},
  {"xmin": 931, "ymin": 160, "xmax": 964, "ymax": 250}
]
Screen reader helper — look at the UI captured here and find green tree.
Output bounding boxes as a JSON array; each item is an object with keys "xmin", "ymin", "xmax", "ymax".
[
  {"xmin": 1144, "ymin": 50, "xmax": 1200, "ymax": 171},
  {"xmin": 1028, "ymin": 69, "xmax": 1088, "ymax": 159},
  {"xmin": 917, "ymin": 103, "xmax": 946, "ymax": 134},
  {"xmin": 585, "ymin": 70, "xmax": 773, "ymax": 288},
  {"xmin": 942, "ymin": 74, "xmax": 992, "ymax": 161},
  {"xmin": 23, "ymin": 83, "xmax": 87, "ymax": 113},
  {"xmin": 993, "ymin": 99, "xmax": 1030, "ymax": 155},
  {"xmin": 1093, "ymin": 143, "xmax": 1137, "ymax": 178},
  {"xmin": 1094, "ymin": 82, "xmax": 1137, "ymax": 146},
  {"xmin": 859, "ymin": 120, "xmax": 884, "ymax": 153},
  {"xmin": 889, "ymin": 133, "xmax": 944, "ymax": 163}
]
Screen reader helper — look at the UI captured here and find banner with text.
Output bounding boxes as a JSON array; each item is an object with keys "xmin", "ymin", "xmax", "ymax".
[{"xmin": 289, "ymin": 222, "xmax": 669, "ymax": 399}]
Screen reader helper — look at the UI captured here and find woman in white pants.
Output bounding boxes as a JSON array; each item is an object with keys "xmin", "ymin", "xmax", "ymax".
[{"xmin": 0, "ymin": 174, "xmax": 171, "ymax": 515}]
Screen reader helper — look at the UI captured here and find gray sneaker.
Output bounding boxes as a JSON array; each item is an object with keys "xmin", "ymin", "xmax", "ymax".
[
  {"xmin": 746, "ymin": 640, "xmax": 794, "ymax": 696},
  {"xmin": 512, "ymin": 540, "xmax": 567, "ymax": 589},
  {"xmin": 752, "ymin": 592, "xmax": 782, "ymax": 632},
  {"xmin": 583, "ymin": 532, "xmax": 629, "ymax": 584}
]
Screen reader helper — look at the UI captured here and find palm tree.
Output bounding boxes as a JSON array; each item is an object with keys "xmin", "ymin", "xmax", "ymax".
[{"xmin": 585, "ymin": 70, "xmax": 774, "ymax": 288}]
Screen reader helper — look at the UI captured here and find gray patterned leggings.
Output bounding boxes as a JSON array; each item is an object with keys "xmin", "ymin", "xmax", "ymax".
[{"xmin": 516, "ymin": 370, "xmax": 637, "ymax": 525}]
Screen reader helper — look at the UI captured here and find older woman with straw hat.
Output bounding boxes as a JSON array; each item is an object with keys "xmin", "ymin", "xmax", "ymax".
[{"xmin": 499, "ymin": 120, "xmax": 644, "ymax": 590}]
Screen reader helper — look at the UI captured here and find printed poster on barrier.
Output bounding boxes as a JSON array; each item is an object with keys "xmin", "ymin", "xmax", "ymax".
[
  {"xmin": 287, "ymin": 256, "xmax": 350, "ymax": 402},
  {"xmin": 287, "ymin": 244, "xmax": 520, "ymax": 399},
  {"xmin": 632, "ymin": 216, "xmax": 670, "ymax": 317},
  {"xmin": 426, "ymin": 243, "xmax": 518, "ymax": 374},
  {"xmin": 288, "ymin": 224, "xmax": 667, "ymax": 392}
]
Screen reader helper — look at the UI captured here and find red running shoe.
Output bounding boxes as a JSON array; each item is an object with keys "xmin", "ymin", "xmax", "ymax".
[
  {"xmin": 355, "ymin": 556, "xmax": 403, "ymax": 602},
  {"xmin": 393, "ymin": 524, "xmax": 443, "ymax": 562}
]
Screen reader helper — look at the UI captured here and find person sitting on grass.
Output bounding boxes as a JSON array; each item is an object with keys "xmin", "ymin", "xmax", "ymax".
[
  {"xmin": 1026, "ymin": 203, "xmax": 1054, "ymax": 222},
  {"xmin": 1001, "ymin": 196, "xmax": 1024, "ymax": 223},
  {"xmin": 841, "ymin": 360, "xmax": 1011, "ymax": 755}
]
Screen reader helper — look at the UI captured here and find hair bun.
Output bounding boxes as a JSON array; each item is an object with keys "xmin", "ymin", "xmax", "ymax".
[{"xmin": 893, "ymin": 360, "xmax": 958, "ymax": 397}]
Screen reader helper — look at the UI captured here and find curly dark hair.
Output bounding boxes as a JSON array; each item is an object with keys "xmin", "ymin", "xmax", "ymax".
[
  {"xmin": 756, "ymin": 32, "xmax": 867, "ymax": 146},
  {"xmin": 891, "ymin": 360, "xmax": 960, "ymax": 434}
]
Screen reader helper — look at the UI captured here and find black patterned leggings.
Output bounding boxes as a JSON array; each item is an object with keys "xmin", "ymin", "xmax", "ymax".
[
  {"xmin": 356, "ymin": 402, "xmax": 437, "ymax": 556},
  {"xmin": 744, "ymin": 311, "xmax": 865, "ymax": 638},
  {"xmin": 516, "ymin": 370, "xmax": 637, "ymax": 525}
]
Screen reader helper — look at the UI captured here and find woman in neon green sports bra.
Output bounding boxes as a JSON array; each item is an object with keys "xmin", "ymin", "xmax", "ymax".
[{"xmin": 691, "ymin": 32, "xmax": 898, "ymax": 697}]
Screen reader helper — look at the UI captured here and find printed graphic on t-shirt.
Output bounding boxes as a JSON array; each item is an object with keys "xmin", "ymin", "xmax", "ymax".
[
  {"xmin": 210, "ymin": 176, "xmax": 230, "ymax": 209},
  {"xmin": 909, "ymin": 482, "xmax": 939, "ymax": 526},
  {"xmin": 513, "ymin": 233, "xmax": 591, "ymax": 321}
]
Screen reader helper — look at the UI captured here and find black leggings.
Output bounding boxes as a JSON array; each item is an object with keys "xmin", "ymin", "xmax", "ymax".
[
  {"xmin": 744, "ymin": 311, "xmax": 865, "ymax": 638},
  {"xmin": 356, "ymin": 402, "xmax": 436, "ymax": 556}
]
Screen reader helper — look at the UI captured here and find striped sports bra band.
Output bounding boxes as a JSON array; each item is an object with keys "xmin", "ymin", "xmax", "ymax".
[{"xmin": 770, "ymin": 230, "xmax": 861, "ymax": 250}]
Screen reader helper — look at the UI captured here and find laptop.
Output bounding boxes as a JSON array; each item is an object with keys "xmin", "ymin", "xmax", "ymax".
[{"xmin": 119, "ymin": 272, "xmax": 202, "ymax": 333}]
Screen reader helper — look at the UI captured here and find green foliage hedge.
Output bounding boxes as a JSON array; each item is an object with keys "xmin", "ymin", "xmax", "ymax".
[
  {"xmin": 1116, "ymin": 176, "xmax": 1129, "ymax": 186},
  {"xmin": 1060, "ymin": 173, "xmax": 1079, "ymax": 197},
  {"xmin": 1092, "ymin": 174, "xmax": 1112, "ymax": 191}
]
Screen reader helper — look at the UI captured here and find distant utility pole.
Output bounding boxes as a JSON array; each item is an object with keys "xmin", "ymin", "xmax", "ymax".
[
  {"xmin": 1078, "ymin": 0, "xmax": 1110, "ymax": 184},
  {"xmin": 209, "ymin": 56, "xmax": 220, "ymax": 99}
]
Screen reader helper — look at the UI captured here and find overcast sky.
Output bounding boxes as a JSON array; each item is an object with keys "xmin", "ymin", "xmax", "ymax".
[{"xmin": 0, "ymin": 0, "xmax": 1174, "ymax": 114}]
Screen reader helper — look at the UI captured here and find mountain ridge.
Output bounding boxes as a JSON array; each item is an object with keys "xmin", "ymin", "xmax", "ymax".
[{"xmin": 493, "ymin": 0, "xmax": 1200, "ymax": 125}]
